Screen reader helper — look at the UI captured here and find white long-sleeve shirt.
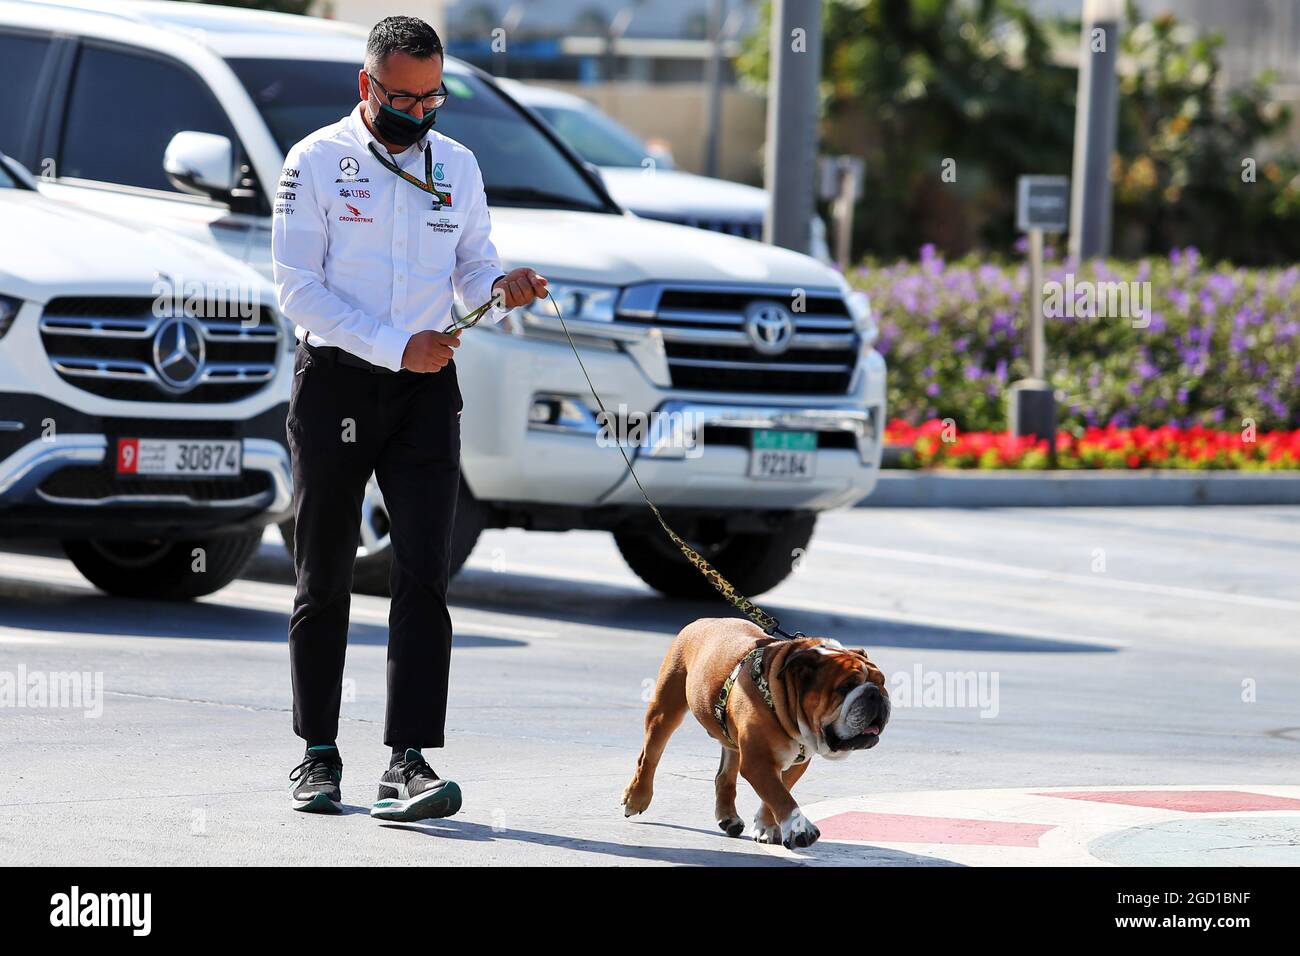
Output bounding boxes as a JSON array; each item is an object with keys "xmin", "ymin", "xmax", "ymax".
[{"xmin": 271, "ymin": 104, "xmax": 507, "ymax": 372}]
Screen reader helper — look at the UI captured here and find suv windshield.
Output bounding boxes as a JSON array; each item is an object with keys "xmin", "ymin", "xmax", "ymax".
[
  {"xmin": 228, "ymin": 58, "xmax": 612, "ymax": 213},
  {"xmin": 530, "ymin": 104, "xmax": 656, "ymax": 169}
]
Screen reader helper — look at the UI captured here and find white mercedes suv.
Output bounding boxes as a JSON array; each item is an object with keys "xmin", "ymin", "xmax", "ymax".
[
  {"xmin": 0, "ymin": 151, "xmax": 292, "ymax": 598},
  {"xmin": 0, "ymin": 0, "xmax": 886, "ymax": 599}
]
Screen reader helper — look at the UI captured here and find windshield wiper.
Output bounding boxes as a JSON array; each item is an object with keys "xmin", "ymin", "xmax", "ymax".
[{"xmin": 485, "ymin": 186, "xmax": 606, "ymax": 212}]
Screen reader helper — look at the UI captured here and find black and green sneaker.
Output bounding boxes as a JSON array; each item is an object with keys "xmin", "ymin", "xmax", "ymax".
[
  {"xmin": 370, "ymin": 749, "xmax": 462, "ymax": 823},
  {"xmin": 289, "ymin": 747, "xmax": 343, "ymax": 814}
]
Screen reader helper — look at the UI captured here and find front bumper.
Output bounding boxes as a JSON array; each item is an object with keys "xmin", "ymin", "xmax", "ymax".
[
  {"xmin": 456, "ymin": 326, "xmax": 886, "ymax": 512},
  {"xmin": 528, "ymin": 396, "xmax": 881, "ymax": 510},
  {"xmin": 0, "ymin": 395, "xmax": 292, "ymax": 539}
]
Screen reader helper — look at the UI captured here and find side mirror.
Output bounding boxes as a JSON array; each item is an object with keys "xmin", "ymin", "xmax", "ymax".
[
  {"xmin": 164, "ymin": 131, "xmax": 236, "ymax": 198},
  {"xmin": 0, "ymin": 154, "xmax": 39, "ymax": 189}
]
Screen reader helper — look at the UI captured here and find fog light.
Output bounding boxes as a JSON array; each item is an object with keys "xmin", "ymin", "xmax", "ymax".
[
  {"xmin": 529, "ymin": 400, "xmax": 557, "ymax": 425},
  {"xmin": 527, "ymin": 394, "xmax": 601, "ymax": 434}
]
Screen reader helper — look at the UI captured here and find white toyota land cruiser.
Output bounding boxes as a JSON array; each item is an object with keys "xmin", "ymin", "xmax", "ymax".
[{"xmin": 0, "ymin": 0, "xmax": 886, "ymax": 599}]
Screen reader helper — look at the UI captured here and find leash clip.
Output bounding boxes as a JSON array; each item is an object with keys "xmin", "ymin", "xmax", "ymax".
[{"xmin": 765, "ymin": 621, "xmax": 804, "ymax": 641}]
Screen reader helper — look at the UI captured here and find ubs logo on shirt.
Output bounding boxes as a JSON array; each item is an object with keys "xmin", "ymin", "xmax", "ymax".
[{"xmin": 339, "ymin": 202, "xmax": 374, "ymax": 224}]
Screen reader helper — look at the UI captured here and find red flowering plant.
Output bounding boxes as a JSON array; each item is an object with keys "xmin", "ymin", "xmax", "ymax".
[{"xmin": 886, "ymin": 419, "xmax": 1300, "ymax": 470}]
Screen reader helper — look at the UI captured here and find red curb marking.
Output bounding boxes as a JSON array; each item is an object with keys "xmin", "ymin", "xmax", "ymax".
[
  {"xmin": 816, "ymin": 811, "xmax": 1056, "ymax": 847},
  {"xmin": 1036, "ymin": 790, "xmax": 1300, "ymax": 813}
]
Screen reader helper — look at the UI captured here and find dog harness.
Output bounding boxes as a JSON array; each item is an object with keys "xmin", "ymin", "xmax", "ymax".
[{"xmin": 713, "ymin": 647, "xmax": 808, "ymax": 764}]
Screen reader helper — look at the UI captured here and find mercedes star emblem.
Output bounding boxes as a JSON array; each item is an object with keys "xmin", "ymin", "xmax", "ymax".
[{"xmin": 152, "ymin": 315, "xmax": 206, "ymax": 393}]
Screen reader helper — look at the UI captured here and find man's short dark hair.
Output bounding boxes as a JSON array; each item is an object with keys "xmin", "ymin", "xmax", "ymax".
[{"xmin": 365, "ymin": 16, "xmax": 443, "ymax": 73}]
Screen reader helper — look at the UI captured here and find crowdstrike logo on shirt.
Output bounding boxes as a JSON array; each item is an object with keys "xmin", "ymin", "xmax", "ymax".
[
  {"xmin": 339, "ymin": 202, "xmax": 374, "ymax": 224},
  {"xmin": 50, "ymin": 886, "xmax": 151, "ymax": 936}
]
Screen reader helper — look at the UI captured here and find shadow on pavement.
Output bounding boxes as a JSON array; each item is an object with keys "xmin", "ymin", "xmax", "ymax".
[
  {"xmin": 372, "ymin": 817, "xmax": 958, "ymax": 866},
  {"xmin": 0, "ymin": 579, "xmax": 524, "ymax": 649},
  {"xmin": 447, "ymin": 567, "xmax": 1116, "ymax": 654},
  {"xmin": 369, "ymin": 817, "xmax": 793, "ymax": 866},
  {"xmin": 2, "ymin": 537, "xmax": 1112, "ymax": 654}
]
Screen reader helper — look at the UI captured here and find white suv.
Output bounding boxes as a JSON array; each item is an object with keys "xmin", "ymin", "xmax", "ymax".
[
  {"xmin": 0, "ymin": 0, "xmax": 886, "ymax": 599},
  {"xmin": 0, "ymin": 151, "xmax": 292, "ymax": 598}
]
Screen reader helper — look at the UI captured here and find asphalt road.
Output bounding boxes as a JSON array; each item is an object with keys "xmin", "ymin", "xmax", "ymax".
[{"xmin": 1, "ymin": 505, "xmax": 1298, "ymax": 866}]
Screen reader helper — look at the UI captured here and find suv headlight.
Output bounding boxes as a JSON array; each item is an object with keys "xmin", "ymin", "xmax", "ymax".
[
  {"xmin": 521, "ymin": 282, "xmax": 618, "ymax": 324},
  {"xmin": 846, "ymin": 289, "xmax": 877, "ymax": 347},
  {"xmin": 0, "ymin": 294, "xmax": 21, "ymax": 339}
]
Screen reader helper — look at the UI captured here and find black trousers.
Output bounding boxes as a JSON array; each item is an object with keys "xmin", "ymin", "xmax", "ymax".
[{"xmin": 286, "ymin": 343, "xmax": 462, "ymax": 749}]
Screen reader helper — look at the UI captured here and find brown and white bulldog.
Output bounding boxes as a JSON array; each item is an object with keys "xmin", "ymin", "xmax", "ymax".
[{"xmin": 622, "ymin": 617, "xmax": 890, "ymax": 849}]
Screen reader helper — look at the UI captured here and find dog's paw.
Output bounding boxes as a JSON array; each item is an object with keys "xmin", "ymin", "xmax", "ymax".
[
  {"xmin": 718, "ymin": 815, "xmax": 745, "ymax": 838},
  {"xmin": 780, "ymin": 808, "xmax": 820, "ymax": 849},
  {"xmin": 621, "ymin": 784, "xmax": 652, "ymax": 817},
  {"xmin": 752, "ymin": 812, "xmax": 781, "ymax": 844}
]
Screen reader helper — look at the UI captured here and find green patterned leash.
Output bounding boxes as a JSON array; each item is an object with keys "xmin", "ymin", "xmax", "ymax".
[{"xmin": 451, "ymin": 291, "xmax": 800, "ymax": 640}]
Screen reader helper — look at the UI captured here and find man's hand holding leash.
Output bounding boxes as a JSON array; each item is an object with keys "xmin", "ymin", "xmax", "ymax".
[
  {"xmin": 404, "ymin": 268, "xmax": 545, "ymax": 372},
  {"xmin": 493, "ymin": 267, "xmax": 548, "ymax": 309}
]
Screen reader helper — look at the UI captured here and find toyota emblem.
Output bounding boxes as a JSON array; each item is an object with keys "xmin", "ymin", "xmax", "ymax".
[
  {"xmin": 152, "ymin": 315, "xmax": 206, "ymax": 393},
  {"xmin": 743, "ymin": 301, "xmax": 795, "ymax": 355}
]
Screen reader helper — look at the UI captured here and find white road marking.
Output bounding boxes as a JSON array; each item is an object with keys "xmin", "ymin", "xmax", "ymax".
[
  {"xmin": 759, "ymin": 784, "xmax": 1300, "ymax": 867},
  {"xmin": 815, "ymin": 540, "xmax": 1300, "ymax": 611}
]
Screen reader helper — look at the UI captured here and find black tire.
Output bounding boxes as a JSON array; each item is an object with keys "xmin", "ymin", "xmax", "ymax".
[
  {"xmin": 614, "ymin": 514, "xmax": 816, "ymax": 599},
  {"xmin": 62, "ymin": 532, "xmax": 263, "ymax": 600},
  {"xmin": 278, "ymin": 474, "xmax": 486, "ymax": 596}
]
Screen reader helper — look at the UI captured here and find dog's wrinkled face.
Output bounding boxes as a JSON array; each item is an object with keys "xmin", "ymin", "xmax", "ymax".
[{"xmin": 781, "ymin": 640, "xmax": 890, "ymax": 760}]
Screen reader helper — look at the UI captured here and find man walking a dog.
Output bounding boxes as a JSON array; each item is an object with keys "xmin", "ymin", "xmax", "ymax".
[{"xmin": 273, "ymin": 15, "xmax": 547, "ymax": 821}]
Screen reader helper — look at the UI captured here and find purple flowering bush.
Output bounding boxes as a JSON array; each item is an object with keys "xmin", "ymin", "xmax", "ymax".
[{"xmin": 854, "ymin": 246, "xmax": 1300, "ymax": 432}]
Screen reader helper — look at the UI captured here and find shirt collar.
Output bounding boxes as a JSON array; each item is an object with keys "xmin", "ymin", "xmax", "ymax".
[{"xmin": 348, "ymin": 103, "xmax": 429, "ymax": 159}]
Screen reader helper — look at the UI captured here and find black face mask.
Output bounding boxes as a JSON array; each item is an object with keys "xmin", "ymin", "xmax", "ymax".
[{"xmin": 369, "ymin": 99, "xmax": 436, "ymax": 149}]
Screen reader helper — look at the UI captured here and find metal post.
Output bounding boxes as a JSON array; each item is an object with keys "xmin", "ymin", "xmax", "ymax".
[
  {"xmin": 1009, "ymin": 227, "xmax": 1056, "ymax": 448},
  {"xmin": 1069, "ymin": 0, "xmax": 1122, "ymax": 259},
  {"xmin": 833, "ymin": 162, "xmax": 858, "ymax": 273},
  {"xmin": 763, "ymin": 0, "xmax": 823, "ymax": 255},
  {"xmin": 1029, "ymin": 228, "xmax": 1046, "ymax": 379},
  {"xmin": 701, "ymin": 0, "xmax": 725, "ymax": 178}
]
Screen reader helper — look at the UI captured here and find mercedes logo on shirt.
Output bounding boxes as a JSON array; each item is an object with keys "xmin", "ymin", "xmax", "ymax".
[
  {"xmin": 339, "ymin": 156, "xmax": 360, "ymax": 178},
  {"xmin": 743, "ymin": 301, "xmax": 796, "ymax": 355},
  {"xmin": 152, "ymin": 315, "xmax": 206, "ymax": 392}
]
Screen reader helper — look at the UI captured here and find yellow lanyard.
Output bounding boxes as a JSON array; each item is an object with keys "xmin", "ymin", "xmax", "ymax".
[{"xmin": 367, "ymin": 142, "xmax": 452, "ymax": 209}]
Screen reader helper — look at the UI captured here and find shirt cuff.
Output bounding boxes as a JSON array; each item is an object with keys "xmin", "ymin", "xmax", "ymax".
[
  {"xmin": 489, "ymin": 273, "xmax": 512, "ymax": 318},
  {"xmin": 372, "ymin": 324, "xmax": 411, "ymax": 373}
]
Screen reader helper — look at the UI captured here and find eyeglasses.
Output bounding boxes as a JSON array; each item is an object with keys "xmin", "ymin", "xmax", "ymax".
[{"xmin": 368, "ymin": 73, "xmax": 448, "ymax": 114}]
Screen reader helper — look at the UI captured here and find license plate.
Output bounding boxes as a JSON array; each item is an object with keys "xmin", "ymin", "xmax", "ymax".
[
  {"xmin": 748, "ymin": 430, "xmax": 816, "ymax": 480},
  {"xmin": 116, "ymin": 438, "xmax": 242, "ymax": 478}
]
